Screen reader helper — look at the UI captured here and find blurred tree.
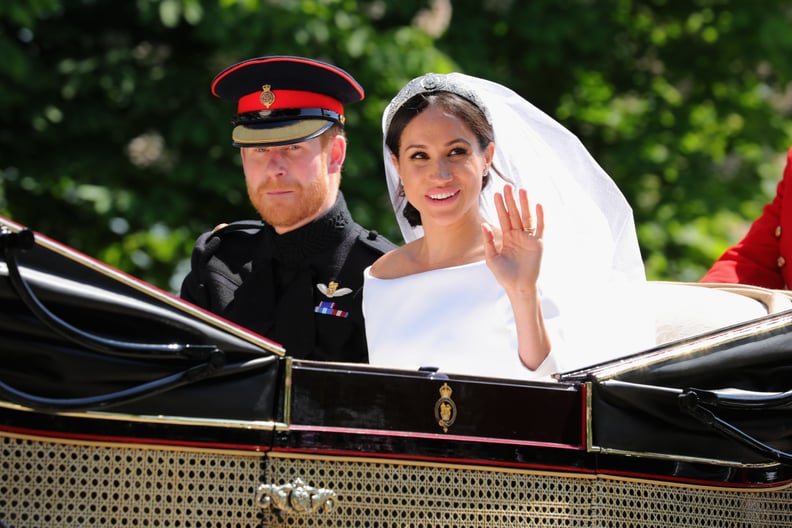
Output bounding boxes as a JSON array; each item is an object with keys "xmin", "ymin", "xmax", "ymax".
[
  {"xmin": 0, "ymin": 0, "xmax": 433, "ymax": 290},
  {"xmin": 1, "ymin": 0, "xmax": 791, "ymax": 291}
]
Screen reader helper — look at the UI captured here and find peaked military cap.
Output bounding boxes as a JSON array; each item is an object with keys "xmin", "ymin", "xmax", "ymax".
[{"xmin": 211, "ymin": 56, "xmax": 365, "ymax": 147}]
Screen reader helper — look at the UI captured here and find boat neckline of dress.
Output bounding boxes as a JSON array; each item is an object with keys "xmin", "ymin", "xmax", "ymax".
[{"xmin": 366, "ymin": 259, "xmax": 487, "ymax": 281}]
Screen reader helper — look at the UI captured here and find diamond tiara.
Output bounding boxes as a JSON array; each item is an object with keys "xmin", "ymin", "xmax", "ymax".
[{"xmin": 383, "ymin": 72, "xmax": 491, "ymax": 133}]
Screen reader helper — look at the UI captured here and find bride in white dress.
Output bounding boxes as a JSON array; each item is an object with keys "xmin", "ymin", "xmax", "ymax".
[{"xmin": 363, "ymin": 72, "xmax": 656, "ymax": 380}]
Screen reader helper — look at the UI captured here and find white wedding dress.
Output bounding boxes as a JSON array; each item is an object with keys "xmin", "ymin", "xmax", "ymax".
[
  {"xmin": 363, "ymin": 261, "xmax": 561, "ymax": 381},
  {"xmin": 363, "ymin": 259, "xmax": 658, "ymax": 380}
]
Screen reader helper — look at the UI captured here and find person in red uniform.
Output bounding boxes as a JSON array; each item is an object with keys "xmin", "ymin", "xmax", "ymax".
[{"xmin": 701, "ymin": 147, "xmax": 792, "ymax": 289}]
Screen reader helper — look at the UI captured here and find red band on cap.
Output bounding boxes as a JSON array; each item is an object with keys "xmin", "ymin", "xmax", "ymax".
[{"xmin": 237, "ymin": 89, "xmax": 344, "ymax": 114}]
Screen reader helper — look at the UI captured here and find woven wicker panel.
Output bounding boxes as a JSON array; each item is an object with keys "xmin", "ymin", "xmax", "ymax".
[
  {"xmin": 592, "ymin": 478, "xmax": 792, "ymax": 528},
  {"xmin": 264, "ymin": 456, "xmax": 792, "ymax": 528},
  {"xmin": 264, "ymin": 456, "xmax": 594, "ymax": 527},
  {"xmin": 0, "ymin": 435, "xmax": 265, "ymax": 528},
  {"xmin": 4, "ymin": 434, "xmax": 792, "ymax": 527}
]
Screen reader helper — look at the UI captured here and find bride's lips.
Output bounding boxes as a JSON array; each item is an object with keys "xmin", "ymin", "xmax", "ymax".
[{"xmin": 425, "ymin": 189, "xmax": 460, "ymax": 203}]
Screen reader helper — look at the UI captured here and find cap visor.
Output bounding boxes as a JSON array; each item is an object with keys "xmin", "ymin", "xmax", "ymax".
[{"xmin": 232, "ymin": 119, "xmax": 333, "ymax": 147}]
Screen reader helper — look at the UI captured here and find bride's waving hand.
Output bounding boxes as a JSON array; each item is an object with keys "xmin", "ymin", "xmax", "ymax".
[
  {"xmin": 483, "ymin": 184, "xmax": 545, "ymax": 295},
  {"xmin": 483, "ymin": 184, "xmax": 549, "ymax": 370}
]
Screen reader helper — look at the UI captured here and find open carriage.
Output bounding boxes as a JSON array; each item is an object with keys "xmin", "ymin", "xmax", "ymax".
[{"xmin": 2, "ymin": 215, "xmax": 792, "ymax": 527}]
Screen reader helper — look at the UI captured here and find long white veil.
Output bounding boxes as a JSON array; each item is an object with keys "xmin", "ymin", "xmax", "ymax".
[{"xmin": 382, "ymin": 72, "xmax": 656, "ymax": 369}]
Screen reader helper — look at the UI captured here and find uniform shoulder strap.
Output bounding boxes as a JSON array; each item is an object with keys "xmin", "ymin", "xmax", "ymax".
[
  {"xmin": 208, "ymin": 219, "xmax": 266, "ymax": 237},
  {"xmin": 192, "ymin": 219, "xmax": 266, "ymax": 264}
]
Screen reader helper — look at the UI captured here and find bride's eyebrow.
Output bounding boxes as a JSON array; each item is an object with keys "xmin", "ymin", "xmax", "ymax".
[
  {"xmin": 404, "ymin": 138, "xmax": 472, "ymax": 151},
  {"xmin": 403, "ymin": 142, "xmax": 427, "ymax": 151}
]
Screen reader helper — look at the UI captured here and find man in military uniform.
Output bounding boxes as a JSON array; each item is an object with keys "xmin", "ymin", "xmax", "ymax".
[{"xmin": 180, "ymin": 56, "xmax": 395, "ymax": 362}]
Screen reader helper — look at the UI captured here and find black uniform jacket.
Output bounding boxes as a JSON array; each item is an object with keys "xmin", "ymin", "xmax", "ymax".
[{"xmin": 180, "ymin": 193, "xmax": 396, "ymax": 362}]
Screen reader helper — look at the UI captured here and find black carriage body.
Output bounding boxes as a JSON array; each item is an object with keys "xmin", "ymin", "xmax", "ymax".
[{"xmin": 1, "ymin": 216, "xmax": 792, "ymax": 527}]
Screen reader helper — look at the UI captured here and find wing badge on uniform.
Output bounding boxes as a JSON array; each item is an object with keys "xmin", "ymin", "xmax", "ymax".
[{"xmin": 316, "ymin": 281, "xmax": 352, "ymax": 298}]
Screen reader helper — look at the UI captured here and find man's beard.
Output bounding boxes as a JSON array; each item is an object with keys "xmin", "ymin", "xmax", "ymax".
[{"xmin": 251, "ymin": 174, "xmax": 333, "ymax": 230}]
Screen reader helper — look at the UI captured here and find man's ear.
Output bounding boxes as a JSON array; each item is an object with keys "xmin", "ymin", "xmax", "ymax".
[{"xmin": 327, "ymin": 135, "xmax": 347, "ymax": 174}]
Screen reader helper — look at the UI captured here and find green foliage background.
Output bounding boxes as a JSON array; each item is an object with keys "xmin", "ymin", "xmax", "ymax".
[{"xmin": 2, "ymin": 0, "xmax": 792, "ymax": 292}]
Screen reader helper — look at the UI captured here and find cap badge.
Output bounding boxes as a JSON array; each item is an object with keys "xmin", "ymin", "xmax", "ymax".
[
  {"xmin": 259, "ymin": 84, "xmax": 275, "ymax": 108},
  {"xmin": 316, "ymin": 281, "xmax": 352, "ymax": 298}
]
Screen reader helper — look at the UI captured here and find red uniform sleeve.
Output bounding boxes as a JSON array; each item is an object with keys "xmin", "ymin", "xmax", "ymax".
[{"xmin": 700, "ymin": 147, "xmax": 792, "ymax": 289}]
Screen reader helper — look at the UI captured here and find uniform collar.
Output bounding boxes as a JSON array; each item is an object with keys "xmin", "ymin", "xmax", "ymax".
[{"xmin": 267, "ymin": 192, "xmax": 354, "ymax": 266}]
